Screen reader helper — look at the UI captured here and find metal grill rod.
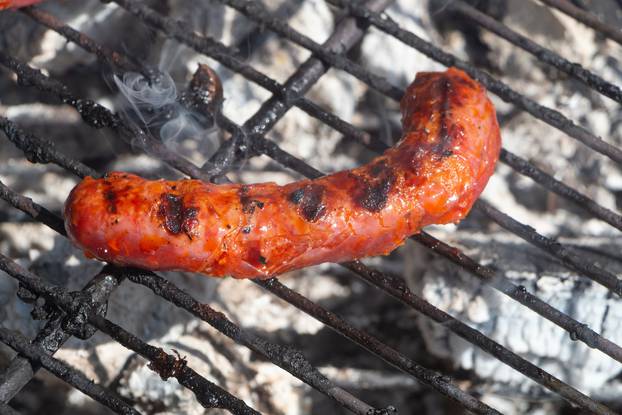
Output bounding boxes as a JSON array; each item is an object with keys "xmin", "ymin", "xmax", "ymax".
[
  {"xmin": 20, "ymin": 7, "xmax": 143, "ymax": 75},
  {"xmin": 449, "ymin": 0, "xmax": 622, "ymax": 104},
  {"xmin": 125, "ymin": 268, "xmax": 497, "ymax": 415},
  {"xmin": 498, "ymin": 149, "xmax": 622, "ymax": 232},
  {"xmin": 538, "ymin": 0, "xmax": 622, "ymax": 46},
  {"xmin": 0, "ymin": 327, "xmax": 139, "ymax": 415},
  {"xmin": 411, "ymin": 231, "xmax": 620, "ymax": 356},
  {"xmin": 341, "ymin": 261, "xmax": 614, "ymax": 415},
  {"xmin": 217, "ymin": 0, "xmax": 403, "ymax": 101},
  {"xmin": 0, "ymin": 116, "xmax": 96, "ymax": 179},
  {"xmin": 476, "ymin": 199, "xmax": 622, "ymax": 295},
  {"xmin": 254, "ymin": 276, "xmax": 498, "ymax": 412},
  {"xmin": 0, "ymin": 254, "xmax": 262, "ymax": 415},
  {"xmin": 114, "ymin": 268, "xmax": 380, "ymax": 415},
  {"xmin": 221, "ymin": 0, "xmax": 622, "ymax": 107},
  {"xmin": 324, "ymin": 0, "xmax": 622, "ymax": 166}
]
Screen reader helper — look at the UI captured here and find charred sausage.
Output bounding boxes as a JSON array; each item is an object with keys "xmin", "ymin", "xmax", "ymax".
[{"xmin": 64, "ymin": 68, "xmax": 501, "ymax": 278}]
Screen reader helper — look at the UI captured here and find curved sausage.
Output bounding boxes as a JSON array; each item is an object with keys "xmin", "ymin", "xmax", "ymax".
[{"xmin": 64, "ymin": 68, "xmax": 501, "ymax": 278}]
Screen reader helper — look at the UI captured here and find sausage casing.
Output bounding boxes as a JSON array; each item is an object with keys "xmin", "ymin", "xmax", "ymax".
[{"xmin": 64, "ymin": 68, "xmax": 501, "ymax": 278}]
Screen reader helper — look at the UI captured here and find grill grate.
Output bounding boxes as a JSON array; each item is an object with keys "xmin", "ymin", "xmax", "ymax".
[{"xmin": 0, "ymin": 1, "xmax": 621, "ymax": 414}]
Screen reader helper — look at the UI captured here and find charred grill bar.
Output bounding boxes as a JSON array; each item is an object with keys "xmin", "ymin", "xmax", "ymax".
[
  {"xmin": 448, "ymin": 0, "xmax": 622, "ymax": 104},
  {"xmin": 0, "ymin": 263, "xmax": 123, "ymax": 403},
  {"xmin": 0, "ymin": 254, "xmax": 262, "ymax": 415},
  {"xmin": 0, "ymin": 0, "xmax": 621, "ymax": 414},
  {"xmin": 538, "ymin": 0, "xmax": 622, "ymax": 46}
]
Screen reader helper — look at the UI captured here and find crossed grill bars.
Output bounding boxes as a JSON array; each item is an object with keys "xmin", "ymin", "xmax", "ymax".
[{"xmin": 0, "ymin": 0, "xmax": 621, "ymax": 414}]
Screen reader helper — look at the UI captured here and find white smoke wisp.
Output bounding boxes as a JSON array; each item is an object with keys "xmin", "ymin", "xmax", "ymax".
[{"xmin": 113, "ymin": 71, "xmax": 220, "ymax": 165}]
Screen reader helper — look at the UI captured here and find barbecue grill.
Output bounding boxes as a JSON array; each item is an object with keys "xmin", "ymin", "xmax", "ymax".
[{"xmin": 0, "ymin": 0, "xmax": 621, "ymax": 414}]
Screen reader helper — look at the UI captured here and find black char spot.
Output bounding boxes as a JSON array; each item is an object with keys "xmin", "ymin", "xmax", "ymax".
[
  {"xmin": 239, "ymin": 185, "xmax": 265, "ymax": 214},
  {"xmin": 158, "ymin": 194, "xmax": 200, "ymax": 239},
  {"xmin": 353, "ymin": 163, "xmax": 397, "ymax": 212},
  {"xmin": 288, "ymin": 184, "xmax": 326, "ymax": 222},
  {"xmin": 431, "ymin": 78, "xmax": 461, "ymax": 160},
  {"xmin": 104, "ymin": 188, "xmax": 117, "ymax": 213}
]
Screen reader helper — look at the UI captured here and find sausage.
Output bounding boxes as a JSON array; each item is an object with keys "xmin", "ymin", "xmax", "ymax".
[
  {"xmin": 64, "ymin": 68, "xmax": 501, "ymax": 278},
  {"xmin": 0, "ymin": 0, "xmax": 42, "ymax": 9}
]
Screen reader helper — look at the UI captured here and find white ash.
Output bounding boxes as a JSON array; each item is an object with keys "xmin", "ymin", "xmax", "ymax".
[{"xmin": 405, "ymin": 231, "xmax": 622, "ymax": 397}]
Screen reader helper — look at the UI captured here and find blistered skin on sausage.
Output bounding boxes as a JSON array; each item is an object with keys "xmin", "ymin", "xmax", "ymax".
[{"xmin": 64, "ymin": 68, "xmax": 501, "ymax": 278}]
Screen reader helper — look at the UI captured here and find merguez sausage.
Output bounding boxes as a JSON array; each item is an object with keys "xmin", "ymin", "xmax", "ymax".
[{"xmin": 64, "ymin": 68, "xmax": 501, "ymax": 278}]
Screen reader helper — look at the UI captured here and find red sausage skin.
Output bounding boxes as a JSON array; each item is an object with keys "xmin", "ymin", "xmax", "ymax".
[{"xmin": 64, "ymin": 68, "xmax": 501, "ymax": 278}]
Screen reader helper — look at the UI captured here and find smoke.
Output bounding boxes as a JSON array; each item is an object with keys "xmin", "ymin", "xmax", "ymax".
[{"xmin": 113, "ymin": 70, "xmax": 219, "ymax": 165}]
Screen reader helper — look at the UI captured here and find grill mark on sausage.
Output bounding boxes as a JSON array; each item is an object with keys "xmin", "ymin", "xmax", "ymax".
[
  {"xmin": 239, "ymin": 185, "xmax": 265, "ymax": 214},
  {"xmin": 432, "ymin": 79, "xmax": 455, "ymax": 159},
  {"xmin": 288, "ymin": 184, "xmax": 327, "ymax": 222},
  {"xmin": 351, "ymin": 161, "xmax": 397, "ymax": 212},
  {"xmin": 104, "ymin": 187, "xmax": 118, "ymax": 214},
  {"xmin": 158, "ymin": 194, "xmax": 200, "ymax": 239}
]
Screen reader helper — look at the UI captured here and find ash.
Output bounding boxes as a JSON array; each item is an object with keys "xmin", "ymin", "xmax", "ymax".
[{"xmin": 0, "ymin": 0, "xmax": 621, "ymax": 414}]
